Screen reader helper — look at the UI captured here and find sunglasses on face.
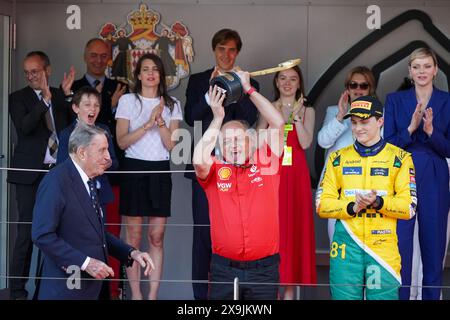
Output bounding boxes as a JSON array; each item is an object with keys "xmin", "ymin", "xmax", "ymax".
[{"xmin": 347, "ymin": 81, "xmax": 369, "ymax": 90}]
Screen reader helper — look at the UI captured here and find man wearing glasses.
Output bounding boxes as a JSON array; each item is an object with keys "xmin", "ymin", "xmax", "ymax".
[{"xmin": 7, "ymin": 51, "xmax": 73, "ymax": 299}]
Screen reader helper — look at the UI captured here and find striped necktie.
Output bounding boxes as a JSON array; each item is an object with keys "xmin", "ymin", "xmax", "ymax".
[{"xmin": 41, "ymin": 93, "xmax": 58, "ymax": 159}]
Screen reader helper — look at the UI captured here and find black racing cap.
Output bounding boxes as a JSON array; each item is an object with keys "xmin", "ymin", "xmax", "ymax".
[{"xmin": 343, "ymin": 95, "xmax": 383, "ymax": 119}]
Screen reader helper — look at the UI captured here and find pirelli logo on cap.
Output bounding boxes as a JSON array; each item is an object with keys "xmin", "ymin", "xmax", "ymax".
[
  {"xmin": 218, "ymin": 167, "xmax": 232, "ymax": 180},
  {"xmin": 350, "ymin": 101, "xmax": 372, "ymax": 110}
]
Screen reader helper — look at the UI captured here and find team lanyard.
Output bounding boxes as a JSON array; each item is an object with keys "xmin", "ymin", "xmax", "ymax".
[{"xmin": 281, "ymin": 102, "xmax": 297, "ymax": 166}]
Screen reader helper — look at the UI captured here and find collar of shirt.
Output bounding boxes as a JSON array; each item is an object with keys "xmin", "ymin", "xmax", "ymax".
[
  {"xmin": 33, "ymin": 89, "xmax": 42, "ymax": 97},
  {"xmin": 34, "ymin": 89, "xmax": 50, "ymax": 107},
  {"xmin": 85, "ymin": 73, "xmax": 105, "ymax": 87},
  {"xmin": 71, "ymin": 156, "xmax": 90, "ymax": 195},
  {"xmin": 353, "ymin": 138, "xmax": 386, "ymax": 157}
]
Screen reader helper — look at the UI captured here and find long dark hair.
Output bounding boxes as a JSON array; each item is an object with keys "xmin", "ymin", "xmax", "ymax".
[
  {"xmin": 273, "ymin": 65, "xmax": 308, "ymax": 104},
  {"xmin": 133, "ymin": 53, "xmax": 175, "ymax": 112}
]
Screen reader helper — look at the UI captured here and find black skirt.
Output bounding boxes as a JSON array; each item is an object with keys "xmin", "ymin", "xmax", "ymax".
[{"xmin": 120, "ymin": 157, "xmax": 172, "ymax": 217}]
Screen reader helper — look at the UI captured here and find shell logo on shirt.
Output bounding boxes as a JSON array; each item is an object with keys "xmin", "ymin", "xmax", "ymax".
[{"xmin": 218, "ymin": 167, "xmax": 232, "ymax": 180}]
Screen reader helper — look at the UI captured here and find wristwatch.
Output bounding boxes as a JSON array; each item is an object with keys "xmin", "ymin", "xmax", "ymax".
[
  {"xmin": 127, "ymin": 247, "xmax": 137, "ymax": 267},
  {"xmin": 65, "ymin": 90, "xmax": 74, "ymax": 102}
]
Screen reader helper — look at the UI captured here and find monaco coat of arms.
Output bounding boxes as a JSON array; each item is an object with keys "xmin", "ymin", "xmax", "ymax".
[{"xmin": 98, "ymin": 3, "xmax": 194, "ymax": 90}]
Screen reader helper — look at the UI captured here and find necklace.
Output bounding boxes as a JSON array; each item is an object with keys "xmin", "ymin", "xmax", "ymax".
[{"xmin": 280, "ymin": 101, "xmax": 296, "ymax": 109}]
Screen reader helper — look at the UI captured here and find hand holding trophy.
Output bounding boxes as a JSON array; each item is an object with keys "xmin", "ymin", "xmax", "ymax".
[{"xmin": 209, "ymin": 58, "xmax": 301, "ymax": 106}]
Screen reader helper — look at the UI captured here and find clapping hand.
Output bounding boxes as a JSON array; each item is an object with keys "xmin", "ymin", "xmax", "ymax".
[
  {"xmin": 423, "ymin": 107, "xmax": 433, "ymax": 137},
  {"xmin": 408, "ymin": 103, "xmax": 424, "ymax": 135},
  {"xmin": 39, "ymin": 70, "xmax": 52, "ymax": 103},
  {"xmin": 61, "ymin": 66, "xmax": 76, "ymax": 96},
  {"xmin": 111, "ymin": 83, "xmax": 127, "ymax": 108},
  {"xmin": 148, "ymin": 97, "xmax": 165, "ymax": 125},
  {"xmin": 336, "ymin": 90, "xmax": 350, "ymax": 122},
  {"xmin": 292, "ymin": 94, "xmax": 306, "ymax": 122},
  {"xmin": 353, "ymin": 190, "xmax": 377, "ymax": 214}
]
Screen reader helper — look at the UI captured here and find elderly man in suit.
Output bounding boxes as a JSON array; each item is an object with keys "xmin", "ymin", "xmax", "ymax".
[
  {"xmin": 184, "ymin": 28, "xmax": 259, "ymax": 300},
  {"xmin": 72, "ymin": 38, "xmax": 127, "ymax": 298},
  {"xmin": 7, "ymin": 51, "xmax": 74, "ymax": 299},
  {"xmin": 32, "ymin": 123, "xmax": 155, "ymax": 300}
]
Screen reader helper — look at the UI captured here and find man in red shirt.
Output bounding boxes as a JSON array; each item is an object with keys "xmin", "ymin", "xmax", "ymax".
[{"xmin": 193, "ymin": 70, "xmax": 284, "ymax": 300}]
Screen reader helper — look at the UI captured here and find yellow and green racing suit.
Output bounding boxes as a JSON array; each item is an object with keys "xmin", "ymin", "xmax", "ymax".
[{"xmin": 316, "ymin": 139, "xmax": 417, "ymax": 300}]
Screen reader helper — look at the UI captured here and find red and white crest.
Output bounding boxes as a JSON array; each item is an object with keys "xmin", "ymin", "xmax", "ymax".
[{"xmin": 98, "ymin": 3, "xmax": 194, "ymax": 90}]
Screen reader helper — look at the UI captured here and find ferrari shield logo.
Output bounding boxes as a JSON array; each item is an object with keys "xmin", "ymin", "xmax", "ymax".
[{"xmin": 98, "ymin": 3, "xmax": 194, "ymax": 90}]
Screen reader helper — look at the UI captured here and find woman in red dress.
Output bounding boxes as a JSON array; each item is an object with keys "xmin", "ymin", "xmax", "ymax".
[{"xmin": 258, "ymin": 65, "xmax": 316, "ymax": 299}]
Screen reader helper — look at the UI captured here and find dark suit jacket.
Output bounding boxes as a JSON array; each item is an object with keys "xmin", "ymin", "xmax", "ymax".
[
  {"xmin": 184, "ymin": 68, "xmax": 259, "ymax": 178},
  {"xmin": 31, "ymin": 158, "xmax": 133, "ymax": 300},
  {"xmin": 57, "ymin": 121, "xmax": 118, "ymax": 205},
  {"xmin": 7, "ymin": 86, "xmax": 72, "ymax": 185},
  {"xmin": 72, "ymin": 76, "xmax": 125, "ymax": 185}
]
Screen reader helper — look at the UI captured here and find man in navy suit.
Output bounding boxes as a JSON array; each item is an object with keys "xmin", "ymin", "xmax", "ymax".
[
  {"xmin": 32, "ymin": 123, "xmax": 155, "ymax": 300},
  {"xmin": 184, "ymin": 28, "xmax": 259, "ymax": 299},
  {"xmin": 71, "ymin": 38, "xmax": 127, "ymax": 298},
  {"xmin": 7, "ymin": 51, "xmax": 74, "ymax": 299}
]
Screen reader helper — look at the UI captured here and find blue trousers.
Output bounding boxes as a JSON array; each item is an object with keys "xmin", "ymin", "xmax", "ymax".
[{"xmin": 398, "ymin": 155, "xmax": 449, "ymax": 300}]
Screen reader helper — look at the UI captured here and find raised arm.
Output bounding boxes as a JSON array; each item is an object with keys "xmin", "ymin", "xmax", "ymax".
[
  {"xmin": 293, "ymin": 101, "xmax": 315, "ymax": 149},
  {"xmin": 318, "ymin": 92, "xmax": 350, "ymax": 149},
  {"xmin": 193, "ymin": 86, "xmax": 225, "ymax": 179}
]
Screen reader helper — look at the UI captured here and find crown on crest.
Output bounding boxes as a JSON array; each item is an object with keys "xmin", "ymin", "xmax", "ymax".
[{"xmin": 128, "ymin": 3, "xmax": 159, "ymax": 29}]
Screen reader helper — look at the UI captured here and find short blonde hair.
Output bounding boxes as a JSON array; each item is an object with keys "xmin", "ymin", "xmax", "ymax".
[{"xmin": 408, "ymin": 47, "xmax": 437, "ymax": 66}]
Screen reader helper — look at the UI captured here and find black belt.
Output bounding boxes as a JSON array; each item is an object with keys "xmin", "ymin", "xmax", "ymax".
[
  {"xmin": 212, "ymin": 253, "xmax": 279, "ymax": 269},
  {"xmin": 42, "ymin": 163, "xmax": 56, "ymax": 170}
]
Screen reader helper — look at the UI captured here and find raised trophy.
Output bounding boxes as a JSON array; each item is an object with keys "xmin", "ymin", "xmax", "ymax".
[{"xmin": 209, "ymin": 58, "xmax": 301, "ymax": 106}]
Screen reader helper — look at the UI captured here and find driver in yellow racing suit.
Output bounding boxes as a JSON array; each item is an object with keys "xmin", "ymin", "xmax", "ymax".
[{"xmin": 316, "ymin": 95, "xmax": 417, "ymax": 300}]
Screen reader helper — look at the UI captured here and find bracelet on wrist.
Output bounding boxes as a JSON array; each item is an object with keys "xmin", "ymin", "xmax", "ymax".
[
  {"xmin": 245, "ymin": 86, "xmax": 256, "ymax": 96},
  {"xmin": 158, "ymin": 121, "xmax": 166, "ymax": 128}
]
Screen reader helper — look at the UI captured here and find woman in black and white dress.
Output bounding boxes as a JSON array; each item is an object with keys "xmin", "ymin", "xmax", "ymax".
[{"xmin": 116, "ymin": 53, "xmax": 182, "ymax": 300}]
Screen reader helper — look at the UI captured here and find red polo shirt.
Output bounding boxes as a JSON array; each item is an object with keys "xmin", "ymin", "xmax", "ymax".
[{"xmin": 197, "ymin": 144, "xmax": 280, "ymax": 261}]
